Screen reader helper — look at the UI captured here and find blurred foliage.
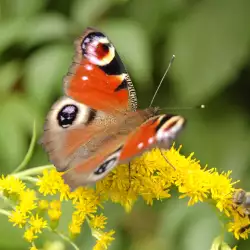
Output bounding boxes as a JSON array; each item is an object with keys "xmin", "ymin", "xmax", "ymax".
[{"xmin": 0, "ymin": 0, "xmax": 250, "ymax": 249}]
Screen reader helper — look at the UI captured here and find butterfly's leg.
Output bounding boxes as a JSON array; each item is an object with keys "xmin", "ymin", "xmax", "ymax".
[{"xmin": 159, "ymin": 148, "xmax": 176, "ymax": 170}]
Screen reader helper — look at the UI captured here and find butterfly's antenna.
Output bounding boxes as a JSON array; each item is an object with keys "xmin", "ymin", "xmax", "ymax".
[
  {"xmin": 149, "ymin": 55, "xmax": 176, "ymax": 107},
  {"xmin": 160, "ymin": 104, "xmax": 206, "ymax": 111}
]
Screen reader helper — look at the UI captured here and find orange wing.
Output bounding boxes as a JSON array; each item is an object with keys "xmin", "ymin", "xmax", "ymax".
[
  {"xmin": 64, "ymin": 27, "xmax": 137, "ymax": 113},
  {"xmin": 119, "ymin": 114, "xmax": 186, "ymax": 162}
]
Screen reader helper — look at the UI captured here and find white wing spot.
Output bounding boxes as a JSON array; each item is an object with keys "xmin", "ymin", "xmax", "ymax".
[
  {"xmin": 82, "ymin": 76, "xmax": 88, "ymax": 81},
  {"xmin": 148, "ymin": 137, "xmax": 154, "ymax": 144},
  {"xmin": 85, "ymin": 64, "xmax": 93, "ymax": 71},
  {"xmin": 138, "ymin": 142, "xmax": 144, "ymax": 149}
]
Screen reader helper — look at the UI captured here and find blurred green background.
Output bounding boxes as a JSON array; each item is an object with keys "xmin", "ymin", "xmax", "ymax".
[{"xmin": 1, "ymin": 0, "xmax": 250, "ymax": 249}]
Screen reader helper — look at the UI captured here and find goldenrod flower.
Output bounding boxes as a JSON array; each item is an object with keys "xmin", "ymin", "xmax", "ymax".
[
  {"xmin": 9, "ymin": 210, "xmax": 28, "ymax": 228},
  {"xmin": 90, "ymin": 214, "xmax": 107, "ymax": 229},
  {"xmin": 69, "ymin": 221, "xmax": 81, "ymax": 236},
  {"xmin": 0, "ymin": 175, "xmax": 26, "ymax": 194},
  {"xmin": 30, "ymin": 246, "xmax": 38, "ymax": 250},
  {"xmin": 48, "ymin": 208, "xmax": 62, "ymax": 221},
  {"xmin": 1, "ymin": 145, "xmax": 250, "ymax": 249},
  {"xmin": 47, "ymin": 200, "xmax": 62, "ymax": 222},
  {"xmin": 19, "ymin": 189, "xmax": 37, "ymax": 213},
  {"xmin": 24, "ymin": 228, "xmax": 38, "ymax": 242},
  {"xmin": 38, "ymin": 200, "xmax": 49, "ymax": 210},
  {"xmin": 228, "ymin": 212, "xmax": 250, "ymax": 239},
  {"xmin": 93, "ymin": 230, "xmax": 115, "ymax": 250},
  {"xmin": 29, "ymin": 214, "xmax": 47, "ymax": 233},
  {"xmin": 36, "ymin": 169, "xmax": 63, "ymax": 195}
]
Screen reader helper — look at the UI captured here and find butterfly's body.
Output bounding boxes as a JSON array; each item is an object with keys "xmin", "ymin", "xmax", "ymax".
[{"xmin": 42, "ymin": 27, "xmax": 186, "ymax": 189}]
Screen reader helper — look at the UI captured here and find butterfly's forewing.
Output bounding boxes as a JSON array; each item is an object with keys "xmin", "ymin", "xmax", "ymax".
[
  {"xmin": 64, "ymin": 27, "xmax": 137, "ymax": 113},
  {"xmin": 119, "ymin": 114, "xmax": 186, "ymax": 162},
  {"xmin": 42, "ymin": 28, "xmax": 137, "ymax": 173}
]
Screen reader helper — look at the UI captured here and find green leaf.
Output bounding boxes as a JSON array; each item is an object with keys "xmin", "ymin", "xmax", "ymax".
[
  {"xmin": 12, "ymin": 121, "xmax": 36, "ymax": 173},
  {"xmin": 100, "ymin": 19, "xmax": 152, "ymax": 86},
  {"xmin": 0, "ymin": 61, "xmax": 21, "ymax": 94},
  {"xmin": 24, "ymin": 45, "xmax": 72, "ymax": 106},
  {"xmin": 0, "ymin": 19, "xmax": 26, "ymax": 54},
  {"xmin": 23, "ymin": 14, "xmax": 69, "ymax": 47},
  {"xmin": 0, "ymin": 216, "xmax": 27, "ymax": 249},
  {"xmin": 180, "ymin": 105, "xmax": 250, "ymax": 180},
  {"xmin": 168, "ymin": 0, "xmax": 250, "ymax": 105},
  {"xmin": 71, "ymin": 0, "xmax": 114, "ymax": 26},
  {"xmin": 2, "ymin": 0, "xmax": 46, "ymax": 18},
  {"xmin": 183, "ymin": 215, "xmax": 220, "ymax": 250},
  {"xmin": 0, "ymin": 95, "xmax": 38, "ymax": 172}
]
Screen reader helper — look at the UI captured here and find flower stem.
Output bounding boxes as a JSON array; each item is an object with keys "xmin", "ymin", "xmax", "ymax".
[
  {"xmin": 12, "ymin": 121, "xmax": 37, "ymax": 173},
  {"xmin": 0, "ymin": 208, "xmax": 11, "ymax": 216},
  {"xmin": 53, "ymin": 229, "xmax": 80, "ymax": 250},
  {"xmin": 11, "ymin": 165, "xmax": 54, "ymax": 178}
]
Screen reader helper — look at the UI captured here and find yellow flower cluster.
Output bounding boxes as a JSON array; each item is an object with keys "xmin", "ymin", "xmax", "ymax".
[{"xmin": 0, "ymin": 146, "xmax": 249, "ymax": 249}]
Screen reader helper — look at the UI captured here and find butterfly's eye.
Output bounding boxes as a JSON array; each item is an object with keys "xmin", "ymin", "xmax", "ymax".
[
  {"xmin": 57, "ymin": 104, "xmax": 78, "ymax": 128},
  {"xmin": 87, "ymin": 147, "xmax": 122, "ymax": 182},
  {"xmin": 94, "ymin": 157, "xmax": 117, "ymax": 175},
  {"xmin": 81, "ymin": 32, "xmax": 115, "ymax": 66}
]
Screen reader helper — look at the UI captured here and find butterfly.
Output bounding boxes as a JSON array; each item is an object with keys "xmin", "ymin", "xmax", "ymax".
[{"xmin": 41, "ymin": 27, "xmax": 186, "ymax": 190}]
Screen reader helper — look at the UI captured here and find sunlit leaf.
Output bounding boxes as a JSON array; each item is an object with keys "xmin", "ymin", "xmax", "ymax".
[
  {"xmin": 0, "ymin": 95, "xmax": 38, "ymax": 171},
  {"xmin": 0, "ymin": 216, "xmax": 27, "ymax": 249},
  {"xmin": 0, "ymin": 19, "xmax": 26, "ymax": 54},
  {"xmin": 71, "ymin": 0, "xmax": 114, "ymax": 26},
  {"xmin": 180, "ymin": 105, "xmax": 250, "ymax": 180},
  {"xmin": 24, "ymin": 45, "xmax": 72, "ymax": 106},
  {"xmin": 168, "ymin": 0, "xmax": 250, "ymax": 105},
  {"xmin": 23, "ymin": 14, "xmax": 69, "ymax": 47},
  {"xmin": 0, "ymin": 61, "xmax": 21, "ymax": 94},
  {"xmin": 2, "ymin": 0, "xmax": 46, "ymax": 18}
]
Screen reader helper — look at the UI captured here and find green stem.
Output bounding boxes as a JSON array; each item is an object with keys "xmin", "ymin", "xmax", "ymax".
[
  {"xmin": 18, "ymin": 176, "xmax": 39, "ymax": 183},
  {"xmin": 12, "ymin": 121, "xmax": 37, "ymax": 173},
  {"xmin": 11, "ymin": 165, "xmax": 54, "ymax": 178},
  {"xmin": 51, "ymin": 229, "xmax": 80, "ymax": 250},
  {"xmin": 0, "ymin": 208, "xmax": 11, "ymax": 216}
]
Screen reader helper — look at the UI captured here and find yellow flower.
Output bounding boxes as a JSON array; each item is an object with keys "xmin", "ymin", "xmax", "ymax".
[
  {"xmin": 24, "ymin": 228, "xmax": 37, "ymax": 242},
  {"xmin": 48, "ymin": 209, "xmax": 61, "ymax": 221},
  {"xmin": 4, "ymin": 145, "xmax": 248, "ymax": 248},
  {"xmin": 59, "ymin": 183, "xmax": 70, "ymax": 201},
  {"xmin": 69, "ymin": 221, "xmax": 81, "ymax": 236},
  {"xmin": 38, "ymin": 200, "xmax": 49, "ymax": 210},
  {"xmin": 93, "ymin": 230, "xmax": 115, "ymax": 250},
  {"xmin": 19, "ymin": 189, "xmax": 37, "ymax": 213},
  {"xmin": 0, "ymin": 175, "xmax": 25, "ymax": 194},
  {"xmin": 36, "ymin": 169, "xmax": 62, "ymax": 195},
  {"xmin": 69, "ymin": 212, "xmax": 85, "ymax": 237},
  {"xmin": 90, "ymin": 214, "xmax": 107, "ymax": 229},
  {"xmin": 29, "ymin": 214, "xmax": 47, "ymax": 233},
  {"xmin": 228, "ymin": 212, "xmax": 250, "ymax": 240},
  {"xmin": 74, "ymin": 198, "xmax": 98, "ymax": 217},
  {"xmin": 30, "ymin": 246, "xmax": 38, "ymax": 250},
  {"xmin": 49, "ymin": 200, "xmax": 61, "ymax": 210},
  {"xmin": 9, "ymin": 210, "xmax": 28, "ymax": 228},
  {"xmin": 48, "ymin": 200, "xmax": 62, "ymax": 221}
]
